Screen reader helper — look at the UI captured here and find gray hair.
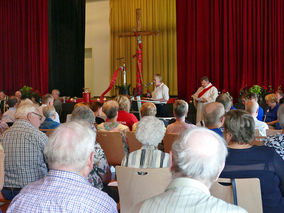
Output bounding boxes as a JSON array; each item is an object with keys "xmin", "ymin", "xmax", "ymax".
[
  {"xmin": 216, "ymin": 94, "xmax": 231, "ymax": 112},
  {"xmin": 203, "ymin": 102, "xmax": 225, "ymax": 127},
  {"xmin": 173, "ymin": 100, "xmax": 188, "ymax": 118},
  {"xmin": 245, "ymin": 101, "xmax": 259, "ymax": 115},
  {"xmin": 114, "ymin": 95, "xmax": 131, "ymax": 112},
  {"xmin": 42, "ymin": 94, "xmax": 54, "ymax": 104},
  {"xmin": 43, "ymin": 106, "xmax": 56, "ymax": 118},
  {"xmin": 102, "ymin": 100, "xmax": 119, "ymax": 119},
  {"xmin": 44, "ymin": 121, "xmax": 95, "ymax": 172},
  {"xmin": 224, "ymin": 110, "xmax": 255, "ymax": 144},
  {"xmin": 140, "ymin": 102, "xmax": 157, "ymax": 117},
  {"xmin": 15, "ymin": 103, "xmax": 38, "ymax": 119},
  {"xmin": 172, "ymin": 128, "xmax": 227, "ymax": 186},
  {"xmin": 136, "ymin": 116, "xmax": 166, "ymax": 146},
  {"xmin": 71, "ymin": 106, "xmax": 95, "ymax": 124},
  {"xmin": 278, "ymin": 104, "xmax": 284, "ymax": 129}
]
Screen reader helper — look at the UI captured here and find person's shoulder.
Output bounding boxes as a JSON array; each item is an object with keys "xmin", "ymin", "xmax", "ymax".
[{"xmin": 208, "ymin": 195, "xmax": 248, "ymax": 212}]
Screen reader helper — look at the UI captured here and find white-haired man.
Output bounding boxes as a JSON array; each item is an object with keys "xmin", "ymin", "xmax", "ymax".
[
  {"xmin": 39, "ymin": 94, "xmax": 60, "ymax": 123},
  {"xmin": 1, "ymin": 103, "xmax": 48, "ymax": 200},
  {"xmin": 139, "ymin": 128, "xmax": 247, "ymax": 213},
  {"xmin": 7, "ymin": 121, "xmax": 117, "ymax": 213},
  {"xmin": 245, "ymin": 101, "xmax": 268, "ymax": 136},
  {"xmin": 51, "ymin": 89, "xmax": 62, "ymax": 116}
]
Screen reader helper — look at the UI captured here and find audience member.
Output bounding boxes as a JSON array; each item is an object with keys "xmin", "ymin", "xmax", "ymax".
[
  {"xmin": 264, "ymin": 93, "xmax": 279, "ymax": 126},
  {"xmin": 7, "ymin": 121, "xmax": 117, "ymax": 213},
  {"xmin": 0, "ymin": 91, "xmax": 6, "ymax": 114},
  {"xmin": 90, "ymin": 101, "xmax": 106, "ymax": 125},
  {"xmin": 39, "ymin": 94, "xmax": 60, "ymax": 123},
  {"xmin": 0, "ymin": 144, "xmax": 4, "ymax": 192},
  {"xmin": 247, "ymin": 93, "xmax": 264, "ymax": 121},
  {"xmin": 276, "ymin": 90, "xmax": 284, "ymax": 104},
  {"xmin": 140, "ymin": 128, "xmax": 247, "ymax": 213},
  {"xmin": 14, "ymin": 91, "xmax": 22, "ymax": 102},
  {"xmin": 2, "ymin": 96, "xmax": 18, "ymax": 123},
  {"xmin": 166, "ymin": 100, "xmax": 195, "ymax": 134},
  {"xmin": 132, "ymin": 102, "xmax": 157, "ymax": 131},
  {"xmin": 0, "ymin": 103, "xmax": 48, "ymax": 200},
  {"xmin": 263, "ymin": 104, "xmax": 284, "ymax": 160},
  {"xmin": 245, "ymin": 101, "xmax": 268, "ymax": 136},
  {"xmin": 216, "ymin": 93, "xmax": 232, "ymax": 112},
  {"xmin": 114, "ymin": 95, "xmax": 138, "ymax": 130},
  {"xmin": 203, "ymin": 102, "xmax": 225, "ymax": 137},
  {"xmin": 122, "ymin": 116, "xmax": 169, "ymax": 168},
  {"xmin": 221, "ymin": 110, "xmax": 284, "ymax": 213},
  {"xmin": 51, "ymin": 89, "xmax": 62, "ymax": 116},
  {"xmin": 39, "ymin": 106, "xmax": 60, "ymax": 129}
]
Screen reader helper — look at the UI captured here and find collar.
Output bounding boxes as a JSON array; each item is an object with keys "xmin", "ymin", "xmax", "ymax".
[
  {"xmin": 141, "ymin": 145, "xmax": 157, "ymax": 150},
  {"xmin": 167, "ymin": 177, "xmax": 210, "ymax": 195},
  {"xmin": 15, "ymin": 119, "xmax": 36, "ymax": 129},
  {"xmin": 47, "ymin": 169, "xmax": 90, "ymax": 185},
  {"xmin": 156, "ymin": 83, "xmax": 164, "ymax": 88},
  {"xmin": 9, "ymin": 107, "xmax": 16, "ymax": 111},
  {"xmin": 205, "ymin": 83, "xmax": 212, "ymax": 89}
]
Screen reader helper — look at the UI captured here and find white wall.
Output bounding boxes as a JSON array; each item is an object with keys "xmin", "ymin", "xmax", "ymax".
[{"xmin": 85, "ymin": 0, "xmax": 110, "ymax": 97}]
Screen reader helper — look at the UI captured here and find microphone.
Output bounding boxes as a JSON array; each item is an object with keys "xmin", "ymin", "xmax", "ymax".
[{"xmin": 145, "ymin": 82, "xmax": 153, "ymax": 88}]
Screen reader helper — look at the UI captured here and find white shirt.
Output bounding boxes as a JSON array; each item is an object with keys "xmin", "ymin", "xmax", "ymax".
[
  {"xmin": 140, "ymin": 177, "xmax": 247, "ymax": 213},
  {"xmin": 152, "ymin": 83, "xmax": 169, "ymax": 102},
  {"xmin": 254, "ymin": 117, "xmax": 269, "ymax": 136},
  {"xmin": 38, "ymin": 104, "xmax": 60, "ymax": 123}
]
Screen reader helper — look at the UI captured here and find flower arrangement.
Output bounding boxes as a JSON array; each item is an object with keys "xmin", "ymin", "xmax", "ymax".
[{"xmin": 19, "ymin": 85, "xmax": 41, "ymax": 100}]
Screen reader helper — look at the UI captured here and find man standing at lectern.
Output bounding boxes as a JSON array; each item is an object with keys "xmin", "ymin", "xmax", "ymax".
[{"xmin": 192, "ymin": 76, "xmax": 218, "ymax": 124}]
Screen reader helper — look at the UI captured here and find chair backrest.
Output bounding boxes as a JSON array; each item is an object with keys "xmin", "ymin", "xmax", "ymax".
[
  {"xmin": 210, "ymin": 178, "xmax": 263, "ymax": 213},
  {"xmin": 163, "ymin": 133, "xmax": 179, "ymax": 153},
  {"xmin": 251, "ymin": 136, "xmax": 266, "ymax": 146},
  {"xmin": 126, "ymin": 131, "xmax": 142, "ymax": 152},
  {"xmin": 116, "ymin": 166, "xmax": 172, "ymax": 213},
  {"xmin": 266, "ymin": 129, "xmax": 282, "ymax": 136},
  {"xmin": 96, "ymin": 131, "xmax": 125, "ymax": 166},
  {"xmin": 40, "ymin": 129, "xmax": 55, "ymax": 137}
]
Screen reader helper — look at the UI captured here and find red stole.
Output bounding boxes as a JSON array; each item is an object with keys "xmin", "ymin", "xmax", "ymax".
[{"xmin": 198, "ymin": 85, "xmax": 213, "ymax": 98}]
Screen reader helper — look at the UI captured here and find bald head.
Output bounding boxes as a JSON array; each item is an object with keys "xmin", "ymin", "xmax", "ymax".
[
  {"xmin": 203, "ymin": 102, "xmax": 225, "ymax": 128},
  {"xmin": 172, "ymin": 128, "xmax": 227, "ymax": 187},
  {"xmin": 245, "ymin": 101, "xmax": 259, "ymax": 118}
]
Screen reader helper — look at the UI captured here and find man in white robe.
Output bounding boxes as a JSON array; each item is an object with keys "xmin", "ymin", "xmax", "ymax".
[{"xmin": 192, "ymin": 76, "xmax": 218, "ymax": 124}]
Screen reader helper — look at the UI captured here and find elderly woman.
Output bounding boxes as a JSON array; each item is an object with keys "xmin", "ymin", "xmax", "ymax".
[
  {"xmin": 132, "ymin": 102, "xmax": 157, "ymax": 131},
  {"xmin": 39, "ymin": 106, "xmax": 60, "ymax": 129},
  {"xmin": 114, "ymin": 95, "xmax": 138, "ymax": 130},
  {"xmin": 71, "ymin": 106, "xmax": 111, "ymax": 191},
  {"xmin": 220, "ymin": 110, "xmax": 284, "ymax": 213},
  {"xmin": 121, "ymin": 116, "xmax": 169, "ymax": 168},
  {"xmin": 166, "ymin": 100, "xmax": 195, "ymax": 134},
  {"xmin": 264, "ymin": 93, "xmax": 279, "ymax": 126}
]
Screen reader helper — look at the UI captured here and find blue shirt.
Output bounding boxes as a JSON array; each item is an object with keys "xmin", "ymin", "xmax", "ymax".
[
  {"xmin": 257, "ymin": 106, "xmax": 264, "ymax": 121},
  {"xmin": 7, "ymin": 170, "xmax": 117, "ymax": 213},
  {"xmin": 264, "ymin": 104, "xmax": 280, "ymax": 123},
  {"xmin": 220, "ymin": 146, "xmax": 284, "ymax": 213},
  {"xmin": 210, "ymin": 128, "xmax": 223, "ymax": 137},
  {"xmin": 39, "ymin": 118, "xmax": 60, "ymax": 129}
]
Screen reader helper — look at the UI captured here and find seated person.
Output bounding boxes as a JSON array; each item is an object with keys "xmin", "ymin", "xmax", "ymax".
[
  {"xmin": 90, "ymin": 101, "xmax": 106, "ymax": 125},
  {"xmin": 276, "ymin": 90, "xmax": 284, "ymax": 104},
  {"xmin": 166, "ymin": 100, "xmax": 195, "ymax": 134},
  {"xmin": 264, "ymin": 93, "xmax": 279, "ymax": 126},
  {"xmin": 132, "ymin": 102, "xmax": 157, "ymax": 131},
  {"xmin": 39, "ymin": 94, "xmax": 60, "ymax": 123},
  {"xmin": 0, "ymin": 144, "xmax": 4, "ymax": 192},
  {"xmin": 7, "ymin": 121, "xmax": 117, "ymax": 213},
  {"xmin": 263, "ymin": 104, "xmax": 284, "ymax": 160},
  {"xmin": 221, "ymin": 110, "xmax": 284, "ymax": 213},
  {"xmin": 114, "ymin": 95, "xmax": 138, "ymax": 130},
  {"xmin": 39, "ymin": 106, "xmax": 60, "ymax": 129},
  {"xmin": 245, "ymin": 93, "xmax": 264, "ymax": 121},
  {"xmin": 216, "ymin": 93, "xmax": 232, "ymax": 112},
  {"xmin": 51, "ymin": 89, "xmax": 62, "ymax": 116},
  {"xmin": 2, "ymin": 96, "xmax": 18, "ymax": 123},
  {"xmin": 121, "ymin": 116, "xmax": 169, "ymax": 168}
]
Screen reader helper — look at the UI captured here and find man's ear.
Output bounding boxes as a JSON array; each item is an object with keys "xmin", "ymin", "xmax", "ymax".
[
  {"xmin": 88, "ymin": 152, "xmax": 95, "ymax": 170},
  {"xmin": 214, "ymin": 162, "xmax": 225, "ymax": 182}
]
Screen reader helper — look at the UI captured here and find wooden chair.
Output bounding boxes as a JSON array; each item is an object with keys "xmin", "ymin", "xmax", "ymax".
[
  {"xmin": 96, "ymin": 131, "xmax": 125, "ymax": 166},
  {"xmin": 126, "ymin": 131, "xmax": 142, "ymax": 152},
  {"xmin": 39, "ymin": 129, "xmax": 55, "ymax": 137},
  {"xmin": 116, "ymin": 166, "xmax": 172, "ymax": 213},
  {"xmin": 266, "ymin": 129, "xmax": 282, "ymax": 136},
  {"xmin": 0, "ymin": 193, "xmax": 11, "ymax": 213},
  {"xmin": 210, "ymin": 178, "xmax": 263, "ymax": 213},
  {"xmin": 163, "ymin": 133, "xmax": 179, "ymax": 153}
]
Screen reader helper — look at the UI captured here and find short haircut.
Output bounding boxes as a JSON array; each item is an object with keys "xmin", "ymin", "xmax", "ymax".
[
  {"xmin": 173, "ymin": 100, "xmax": 188, "ymax": 118},
  {"xmin": 172, "ymin": 128, "xmax": 227, "ymax": 185},
  {"xmin": 102, "ymin": 100, "xmax": 119, "ymax": 119},
  {"xmin": 201, "ymin": 76, "xmax": 209, "ymax": 82},
  {"xmin": 277, "ymin": 104, "xmax": 284, "ymax": 129},
  {"xmin": 42, "ymin": 94, "xmax": 54, "ymax": 104},
  {"xmin": 140, "ymin": 102, "xmax": 157, "ymax": 117},
  {"xmin": 265, "ymin": 93, "xmax": 277, "ymax": 103},
  {"xmin": 15, "ymin": 103, "xmax": 38, "ymax": 119},
  {"xmin": 52, "ymin": 89, "xmax": 60, "ymax": 96},
  {"xmin": 7, "ymin": 96, "xmax": 18, "ymax": 107},
  {"xmin": 224, "ymin": 110, "xmax": 255, "ymax": 144},
  {"xmin": 44, "ymin": 121, "xmax": 95, "ymax": 171},
  {"xmin": 74, "ymin": 102, "xmax": 90, "ymax": 109},
  {"xmin": 43, "ymin": 106, "xmax": 56, "ymax": 118},
  {"xmin": 71, "ymin": 106, "xmax": 95, "ymax": 124},
  {"xmin": 203, "ymin": 102, "xmax": 225, "ymax": 127},
  {"xmin": 90, "ymin": 101, "xmax": 103, "ymax": 113},
  {"xmin": 154, "ymin": 74, "xmax": 162, "ymax": 81},
  {"xmin": 136, "ymin": 116, "xmax": 165, "ymax": 146},
  {"xmin": 245, "ymin": 101, "xmax": 259, "ymax": 114},
  {"xmin": 247, "ymin": 93, "xmax": 258, "ymax": 101},
  {"xmin": 216, "ymin": 94, "xmax": 231, "ymax": 112},
  {"xmin": 114, "ymin": 95, "xmax": 130, "ymax": 112}
]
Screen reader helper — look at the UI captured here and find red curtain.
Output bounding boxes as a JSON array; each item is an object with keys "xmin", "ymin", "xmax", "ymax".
[
  {"xmin": 0, "ymin": 0, "xmax": 49, "ymax": 95},
  {"xmin": 177, "ymin": 0, "xmax": 284, "ymax": 101}
]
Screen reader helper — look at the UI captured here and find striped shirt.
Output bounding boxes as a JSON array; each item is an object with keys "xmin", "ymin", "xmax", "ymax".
[
  {"xmin": 121, "ymin": 145, "xmax": 170, "ymax": 168},
  {"xmin": 139, "ymin": 177, "xmax": 247, "ymax": 213},
  {"xmin": 7, "ymin": 170, "xmax": 118, "ymax": 213}
]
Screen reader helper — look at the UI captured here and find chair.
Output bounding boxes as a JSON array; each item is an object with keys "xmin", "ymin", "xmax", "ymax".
[
  {"xmin": 126, "ymin": 131, "xmax": 142, "ymax": 152},
  {"xmin": 116, "ymin": 166, "xmax": 172, "ymax": 213},
  {"xmin": 39, "ymin": 129, "xmax": 55, "ymax": 137},
  {"xmin": 254, "ymin": 129, "xmax": 260, "ymax": 137},
  {"xmin": 163, "ymin": 133, "xmax": 179, "ymax": 153},
  {"xmin": 210, "ymin": 178, "xmax": 263, "ymax": 213},
  {"xmin": 96, "ymin": 131, "xmax": 125, "ymax": 166},
  {"xmin": 266, "ymin": 129, "xmax": 282, "ymax": 136},
  {"xmin": 0, "ymin": 193, "xmax": 11, "ymax": 213}
]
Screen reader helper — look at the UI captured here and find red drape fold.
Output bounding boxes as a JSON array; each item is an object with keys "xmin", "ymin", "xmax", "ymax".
[
  {"xmin": 177, "ymin": 0, "xmax": 284, "ymax": 101},
  {"xmin": 0, "ymin": 0, "xmax": 49, "ymax": 95}
]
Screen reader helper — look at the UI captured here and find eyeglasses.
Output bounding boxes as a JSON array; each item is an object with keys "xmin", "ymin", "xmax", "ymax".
[{"xmin": 31, "ymin": 112, "xmax": 43, "ymax": 121}]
